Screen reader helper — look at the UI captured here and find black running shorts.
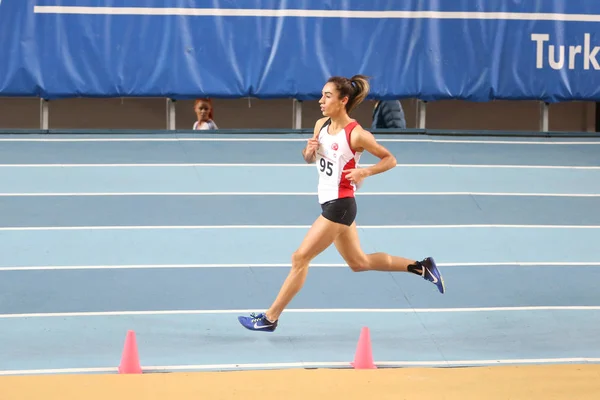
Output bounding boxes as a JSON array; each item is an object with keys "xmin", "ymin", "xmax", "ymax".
[{"xmin": 320, "ymin": 197, "xmax": 357, "ymax": 226}]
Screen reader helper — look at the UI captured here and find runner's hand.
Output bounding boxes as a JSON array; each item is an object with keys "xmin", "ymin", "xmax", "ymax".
[
  {"xmin": 343, "ymin": 168, "xmax": 369, "ymax": 185},
  {"xmin": 305, "ymin": 138, "xmax": 319, "ymax": 155}
]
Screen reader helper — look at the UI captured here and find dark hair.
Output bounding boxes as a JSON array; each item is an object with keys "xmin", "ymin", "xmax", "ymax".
[{"xmin": 326, "ymin": 74, "xmax": 370, "ymax": 113}]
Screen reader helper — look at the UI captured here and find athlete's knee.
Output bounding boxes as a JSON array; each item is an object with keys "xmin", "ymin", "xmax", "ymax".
[
  {"xmin": 346, "ymin": 257, "xmax": 369, "ymax": 272},
  {"xmin": 291, "ymin": 249, "xmax": 311, "ymax": 270}
]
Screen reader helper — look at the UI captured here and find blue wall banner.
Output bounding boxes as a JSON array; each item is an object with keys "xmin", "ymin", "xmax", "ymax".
[{"xmin": 1, "ymin": 0, "xmax": 599, "ymax": 102}]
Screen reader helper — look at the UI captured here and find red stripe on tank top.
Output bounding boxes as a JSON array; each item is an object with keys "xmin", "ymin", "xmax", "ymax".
[{"xmin": 338, "ymin": 121, "xmax": 359, "ymax": 198}]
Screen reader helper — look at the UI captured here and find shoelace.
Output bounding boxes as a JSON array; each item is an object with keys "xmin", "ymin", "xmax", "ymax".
[{"xmin": 250, "ymin": 312, "xmax": 264, "ymax": 323}]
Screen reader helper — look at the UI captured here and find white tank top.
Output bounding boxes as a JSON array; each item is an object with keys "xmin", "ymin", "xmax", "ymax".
[{"xmin": 315, "ymin": 119, "xmax": 363, "ymax": 204}]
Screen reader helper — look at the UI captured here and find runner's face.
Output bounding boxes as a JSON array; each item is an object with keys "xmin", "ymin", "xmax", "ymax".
[{"xmin": 319, "ymin": 83, "xmax": 347, "ymax": 117}]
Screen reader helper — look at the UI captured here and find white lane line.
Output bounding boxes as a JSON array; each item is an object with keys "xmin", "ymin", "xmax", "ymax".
[
  {"xmin": 1, "ymin": 357, "xmax": 600, "ymax": 375},
  {"xmin": 0, "ymin": 163, "xmax": 599, "ymax": 169},
  {"xmin": 1, "ymin": 306, "xmax": 599, "ymax": 319},
  {"xmin": 0, "ymin": 163, "xmax": 311, "ymax": 167},
  {"xmin": 0, "ymin": 192, "xmax": 599, "ymax": 197},
  {"xmin": 1, "ymin": 137, "xmax": 599, "ymax": 144},
  {"xmin": 0, "ymin": 163, "xmax": 598, "ymax": 169},
  {"xmin": 0, "ymin": 261, "xmax": 599, "ymax": 271},
  {"xmin": 1, "ymin": 224, "xmax": 600, "ymax": 231}
]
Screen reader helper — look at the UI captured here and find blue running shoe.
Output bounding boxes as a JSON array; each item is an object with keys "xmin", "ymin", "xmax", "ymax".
[
  {"xmin": 422, "ymin": 257, "xmax": 445, "ymax": 294},
  {"xmin": 238, "ymin": 312, "xmax": 278, "ymax": 332}
]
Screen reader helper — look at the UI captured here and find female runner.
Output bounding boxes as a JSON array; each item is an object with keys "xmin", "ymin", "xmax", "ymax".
[{"xmin": 238, "ymin": 75, "xmax": 445, "ymax": 332}]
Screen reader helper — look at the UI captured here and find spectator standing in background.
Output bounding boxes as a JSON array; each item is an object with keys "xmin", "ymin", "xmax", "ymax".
[
  {"xmin": 371, "ymin": 100, "xmax": 406, "ymax": 130},
  {"xmin": 193, "ymin": 98, "xmax": 218, "ymax": 130}
]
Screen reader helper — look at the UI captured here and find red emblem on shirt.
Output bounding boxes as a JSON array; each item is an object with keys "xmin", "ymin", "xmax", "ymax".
[{"xmin": 331, "ymin": 143, "xmax": 339, "ymax": 151}]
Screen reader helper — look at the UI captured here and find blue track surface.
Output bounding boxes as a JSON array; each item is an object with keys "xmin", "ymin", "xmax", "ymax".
[
  {"xmin": 2, "ymin": 195, "xmax": 600, "ymax": 226},
  {"xmin": 0, "ymin": 133, "xmax": 599, "ymax": 374}
]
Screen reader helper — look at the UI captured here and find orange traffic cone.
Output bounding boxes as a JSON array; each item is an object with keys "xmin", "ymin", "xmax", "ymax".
[
  {"xmin": 351, "ymin": 326, "xmax": 377, "ymax": 369},
  {"xmin": 118, "ymin": 330, "xmax": 143, "ymax": 374}
]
